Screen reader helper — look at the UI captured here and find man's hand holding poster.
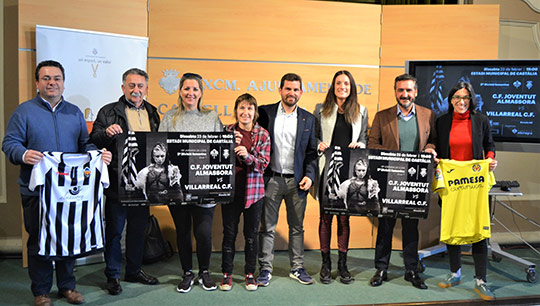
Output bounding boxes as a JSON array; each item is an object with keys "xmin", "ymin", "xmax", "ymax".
[
  {"xmin": 118, "ymin": 131, "xmax": 235, "ymax": 206},
  {"xmin": 322, "ymin": 147, "xmax": 434, "ymax": 218}
]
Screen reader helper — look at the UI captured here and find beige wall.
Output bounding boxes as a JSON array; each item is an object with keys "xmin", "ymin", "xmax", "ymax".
[
  {"xmin": 147, "ymin": 0, "xmax": 383, "ymax": 251},
  {"xmin": 473, "ymin": 0, "xmax": 540, "ymax": 244},
  {"xmin": 478, "ymin": 0, "xmax": 540, "ymax": 59},
  {"xmin": 147, "ymin": 1, "xmax": 500, "ymax": 252}
]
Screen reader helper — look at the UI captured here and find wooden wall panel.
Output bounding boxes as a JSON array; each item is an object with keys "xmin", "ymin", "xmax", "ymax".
[
  {"xmin": 148, "ymin": 59, "xmax": 380, "ymax": 122},
  {"xmin": 377, "ymin": 67, "xmax": 406, "ymax": 113},
  {"xmin": 149, "ymin": 0, "xmax": 381, "ymax": 65},
  {"xmin": 18, "ymin": 0, "xmax": 148, "ymax": 49},
  {"xmin": 18, "ymin": 51, "xmax": 35, "ymax": 102},
  {"xmin": 381, "ymin": 4, "xmax": 499, "ymax": 67},
  {"xmin": 147, "ymin": 0, "xmax": 383, "ymax": 251}
]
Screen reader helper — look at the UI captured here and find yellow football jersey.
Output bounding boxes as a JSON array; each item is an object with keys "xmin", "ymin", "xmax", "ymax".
[{"xmin": 433, "ymin": 159, "xmax": 496, "ymax": 245}]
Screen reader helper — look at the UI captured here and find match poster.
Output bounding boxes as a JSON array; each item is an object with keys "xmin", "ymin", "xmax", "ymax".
[
  {"xmin": 117, "ymin": 132, "xmax": 235, "ymax": 206},
  {"xmin": 321, "ymin": 147, "xmax": 434, "ymax": 218}
]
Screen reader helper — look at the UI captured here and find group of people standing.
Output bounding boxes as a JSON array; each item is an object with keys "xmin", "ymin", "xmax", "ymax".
[{"xmin": 2, "ymin": 60, "xmax": 499, "ymax": 306}]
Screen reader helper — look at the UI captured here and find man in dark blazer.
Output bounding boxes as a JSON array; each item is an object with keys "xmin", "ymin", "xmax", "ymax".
[
  {"xmin": 90, "ymin": 68, "xmax": 160, "ymax": 295},
  {"xmin": 256, "ymin": 73, "xmax": 318, "ymax": 286},
  {"xmin": 367, "ymin": 73, "xmax": 436, "ymax": 290}
]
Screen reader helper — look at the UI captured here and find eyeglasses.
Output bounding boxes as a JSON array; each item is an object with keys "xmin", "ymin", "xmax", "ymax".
[
  {"xmin": 451, "ymin": 95, "xmax": 471, "ymax": 102},
  {"xmin": 182, "ymin": 72, "xmax": 203, "ymax": 79}
]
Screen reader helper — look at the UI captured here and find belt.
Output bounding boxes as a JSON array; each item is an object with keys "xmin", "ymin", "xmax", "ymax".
[{"xmin": 271, "ymin": 171, "xmax": 294, "ymax": 178}]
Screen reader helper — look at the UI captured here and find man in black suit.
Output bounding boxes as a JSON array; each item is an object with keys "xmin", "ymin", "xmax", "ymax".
[{"xmin": 256, "ymin": 73, "xmax": 318, "ymax": 286}]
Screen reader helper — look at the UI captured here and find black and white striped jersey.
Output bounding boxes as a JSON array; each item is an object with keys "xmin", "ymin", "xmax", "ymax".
[{"xmin": 29, "ymin": 150, "xmax": 109, "ymax": 258}]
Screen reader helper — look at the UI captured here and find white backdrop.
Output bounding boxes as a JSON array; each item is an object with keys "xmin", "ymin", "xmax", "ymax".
[
  {"xmin": 36, "ymin": 25, "xmax": 148, "ymax": 122},
  {"xmin": 35, "ymin": 25, "xmax": 147, "ymax": 266}
]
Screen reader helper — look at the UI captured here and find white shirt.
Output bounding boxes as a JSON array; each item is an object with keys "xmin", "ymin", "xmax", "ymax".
[
  {"xmin": 271, "ymin": 103, "xmax": 298, "ymax": 174},
  {"xmin": 29, "ymin": 151, "xmax": 109, "ymax": 257}
]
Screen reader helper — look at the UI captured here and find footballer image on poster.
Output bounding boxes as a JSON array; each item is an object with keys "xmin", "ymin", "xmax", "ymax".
[
  {"xmin": 321, "ymin": 147, "xmax": 433, "ymax": 219},
  {"xmin": 118, "ymin": 131, "xmax": 235, "ymax": 206}
]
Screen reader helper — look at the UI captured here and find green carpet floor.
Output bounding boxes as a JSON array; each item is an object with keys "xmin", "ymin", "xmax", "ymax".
[{"xmin": 1, "ymin": 247, "xmax": 539, "ymax": 306}]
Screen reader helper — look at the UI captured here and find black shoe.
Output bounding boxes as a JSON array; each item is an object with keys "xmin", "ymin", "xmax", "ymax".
[
  {"xmin": 177, "ymin": 271, "xmax": 195, "ymax": 293},
  {"xmin": 107, "ymin": 278, "xmax": 122, "ymax": 295},
  {"xmin": 338, "ymin": 251, "xmax": 354, "ymax": 285},
  {"xmin": 369, "ymin": 269, "xmax": 387, "ymax": 287},
  {"xmin": 198, "ymin": 270, "xmax": 217, "ymax": 291},
  {"xmin": 320, "ymin": 251, "xmax": 332, "ymax": 284},
  {"xmin": 125, "ymin": 270, "xmax": 159, "ymax": 285},
  {"xmin": 404, "ymin": 270, "xmax": 428, "ymax": 289}
]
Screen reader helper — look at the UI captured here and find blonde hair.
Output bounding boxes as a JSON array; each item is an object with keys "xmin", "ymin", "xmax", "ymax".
[{"xmin": 172, "ymin": 73, "xmax": 211, "ymax": 125}]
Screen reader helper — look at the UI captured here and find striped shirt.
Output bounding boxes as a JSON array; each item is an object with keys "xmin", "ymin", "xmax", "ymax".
[
  {"xmin": 226, "ymin": 123, "xmax": 271, "ymax": 208},
  {"xmin": 28, "ymin": 151, "xmax": 109, "ymax": 258}
]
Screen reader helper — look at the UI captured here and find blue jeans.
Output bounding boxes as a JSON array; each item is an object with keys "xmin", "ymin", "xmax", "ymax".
[
  {"xmin": 22, "ymin": 195, "xmax": 76, "ymax": 296},
  {"xmin": 104, "ymin": 201, "xmax": 149, "ymax": 279}
]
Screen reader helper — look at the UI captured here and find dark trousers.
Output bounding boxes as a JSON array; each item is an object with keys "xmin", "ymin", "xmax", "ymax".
[
  {"xmin": 22, "ymin": 195, "xmax": 76, "ymax": 296},
  {"xmin": 221, "ymin": 197, "xmax": 263, "ymax": 274},
  {"xmin": 104, "ymin": 201, "xmax": 149, "ymax": 279},
  {"xmin": 319, "ymin": 204, "xmax": 350, "ymax": 253},
  {"xmin": 447, "ymin": 239, "xmax": 488, "ymax": 282},
  {"xmin": 374, "ymin": 217, "xmax": 419, "ymax": 272},
  {"xmin": 168, "ymin": 204, "xmax": 215, "ymax": 273}
]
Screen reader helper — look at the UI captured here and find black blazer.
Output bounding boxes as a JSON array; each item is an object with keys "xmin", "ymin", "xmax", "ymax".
[
  {"xmin": 435, "ymin": 111, "xmax": 495, "ymax": 160},
  {"xmin": 258, "ymin": 102, "xmax": 318, "ymax": 198},
  {"xmin": 90, "ymin": 96, "xmax": 161, "ymax": 199}
]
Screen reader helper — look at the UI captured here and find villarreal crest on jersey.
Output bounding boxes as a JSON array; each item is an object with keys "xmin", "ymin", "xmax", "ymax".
[
  {"xmin": 433, "ymin": 159, "xmax": 496, "ymax": 245},
  {"xmin": 29, "ymin": 151, "xmax": 109, "ymax": 258}
]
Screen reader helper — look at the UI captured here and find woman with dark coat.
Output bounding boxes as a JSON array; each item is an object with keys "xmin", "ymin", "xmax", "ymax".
[{"xmin": 434, "ymin": 81, "xmax": 498, "ymax": 300}]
